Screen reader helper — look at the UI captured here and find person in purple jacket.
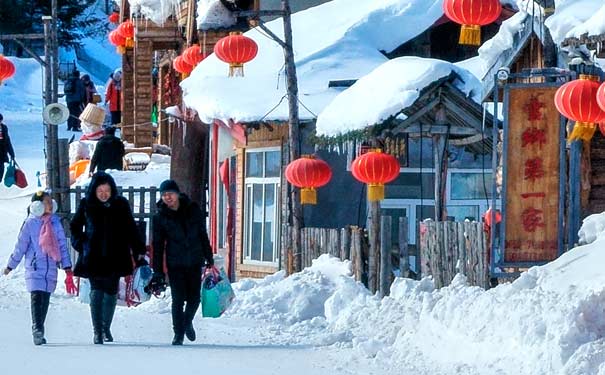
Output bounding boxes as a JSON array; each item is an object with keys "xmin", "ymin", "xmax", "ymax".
[{"xmin": 3, "ymin": 191, "xmax": 74, "ymax": 345}]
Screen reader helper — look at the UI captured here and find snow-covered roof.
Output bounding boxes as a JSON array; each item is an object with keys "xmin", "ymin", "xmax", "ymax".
[
  {"xmin": 545, "ymin": 0, "xmax": 605, "ymax": 44},
  {"xmin": 315, "ymin": 57, "xmax": 482, "ymax": 137},
  {"xmin": 128, "ymin": 0, "xmax": 181, "ymax": 25},
  {"xmin": 181, "ymin": 0, "xmax": 445, "ymax": 125}
]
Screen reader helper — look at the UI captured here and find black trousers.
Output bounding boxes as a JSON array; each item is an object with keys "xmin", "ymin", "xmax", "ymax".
[
  {"xmin": 89, "ymin": 276, "xmax": 120, "ymax": 295},
  {"xmin": 110, "ymin": 111, "xmax": 121, "ymax": 125},
  {"xmin": 0, "ymin": 162, "xmax": 4, "ymax": 183},
  {"xmin": 67, "ymin": 102, "xmax": 82, "ymax": 130},
  {"xmin": 168, "ymin": 266, "xmax": 202, "ymax": 335}
]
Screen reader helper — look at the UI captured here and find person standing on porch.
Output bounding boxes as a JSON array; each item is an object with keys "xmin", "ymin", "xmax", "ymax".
[
  {"xmin": 105, "ymin": 68, "xmax": 122, "ymax": 126},
  {"xmin": 151, "ymin": 179, "xmax": 214, "ymax": 345},
  {"xmin": 70, "ymin": 171, "xmax": 147, "ymax": 344},
  {"xmin": 89, "ymin": 126, "xmax": 125, "ymax": 173},
  {"xmin": 65, "ymin": 70, "xmax": 86, "ymax": 131}
]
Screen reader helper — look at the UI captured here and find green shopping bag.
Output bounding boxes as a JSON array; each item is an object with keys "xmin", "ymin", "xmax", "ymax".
[
  {"xmin": 201, "ymin": 266, "xmax": 235, "ymax": 318},
  {"xmin": 3, "ymin": 160, "xmax": 15, "ymax": 187}
]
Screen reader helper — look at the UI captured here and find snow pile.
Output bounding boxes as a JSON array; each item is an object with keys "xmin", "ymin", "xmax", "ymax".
[
  {"xmin": 578, "ymin": 212, "xmax": 605, "ymax": 245},
  {"xmin": 128, "ymin": 0, "xmax": 181, "ymax": 25},
  {"xmin": 0, "ymin": 57, "xmax": 44, "ymax": 113},
  {"xmin": 316, "ymin": 57, "xmax": 482, "ymax": 136},
  {"xmin": 197, "ymin": 0, "xmax": 236, "ymax": 30},
  {"xmin": 546, "ymin": 0, "xmax": 605, "ymax": 44}
]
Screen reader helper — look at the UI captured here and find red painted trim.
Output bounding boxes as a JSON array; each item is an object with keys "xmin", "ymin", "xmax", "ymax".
[{"xmin": 210, "ymin": 121, "xmax": 219, "ymax": 252}]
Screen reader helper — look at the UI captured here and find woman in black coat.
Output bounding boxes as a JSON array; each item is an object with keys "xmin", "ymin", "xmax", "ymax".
[{"xmin": 70, "ymin": 171, "xmax": 146, "ymax": 344}]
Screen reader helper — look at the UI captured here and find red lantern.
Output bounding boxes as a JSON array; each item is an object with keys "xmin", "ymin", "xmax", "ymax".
[
  {"xmin": 483, "ymin": 207, "xmax": 502, "ymax": 228},
  {"xmin": 285, "ymin": 155, "xmax": 332, "ymax": 205},
  {"xmin": 173, "ymin": 56, "xmax": 193, "ymax": 76},
  {"xmin": 351, "ymin": 149, "xmax": 400, "ymax": 202},
  {"xmin": 597, "ymin": 80, "xmax": 605, "ymax": 113},
  {"xmin": 443, "ymin": 0, "xmax": 501, "ymax": 46},
  {"xmin": 0, "ymin": 55, "xmax": 16, "ymax": 85},
  {"xmin": 555, "ymin": 74, "xmax": 605, "ymax": 142},
  {"xmin": 108, "ymin": 30, "xmax": 126, "ymax": 54},
  {"xmin": 117, "ymin": 20, "xmax": 135, "ymax": 48},
  {"xmin": 213, "ymin": 32, "xmax": 258, "ymax": 77},
  {"xmin": 182, "ymin": 45, "xmax": 206, "ymax": 67},
  {"xmin": 108, "ymin": 12, "xmax": 120, "ymax": 24}
]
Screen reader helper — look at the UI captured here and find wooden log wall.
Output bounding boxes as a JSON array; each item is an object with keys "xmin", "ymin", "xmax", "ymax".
[
  {"xmin": 419, "ymin": 221, "xmax": 489, "ymax": 289},
  {"xmin": 133, "ymin": 39, "xmax": 154, "ymax": 147},
  {"xmin": 122, "ymin": 48, "xmax": 135, "ymax": 143}
]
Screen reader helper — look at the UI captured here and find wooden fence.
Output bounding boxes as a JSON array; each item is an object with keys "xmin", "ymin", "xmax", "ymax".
[
  {"xmin": 282, "ymin": 225, "xmax": 367, "ymax": 282},
  {"xmin": 418, "ymin": 221, "xmax": 489, "ymax": 289}
]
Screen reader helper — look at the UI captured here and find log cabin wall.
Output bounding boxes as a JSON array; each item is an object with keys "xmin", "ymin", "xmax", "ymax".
[
  {"xmin": 121, "ymin": 48, "xmax": 135, "ymax": 144},
  {"xmin": 133, "ymin": 39, "xmax": 154, "ymax": 147}
]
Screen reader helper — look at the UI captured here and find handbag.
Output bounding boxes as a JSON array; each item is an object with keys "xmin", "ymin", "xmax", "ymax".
[
  {"xmin": 201, "ymin": 266, "xmax": 235, "ymax": 318},
  {"xmin": 3, "ymin": 160, "xmax": 15, "ymax": 187},
  {"xmin": 14, "ymin": 161, "xmax": 28, "ymax": 188}
]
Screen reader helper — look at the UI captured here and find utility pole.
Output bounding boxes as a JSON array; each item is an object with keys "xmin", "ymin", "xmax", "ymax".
[{"xmin": 247, "ymin": 0, "xmax": 303, "ymax": 272}]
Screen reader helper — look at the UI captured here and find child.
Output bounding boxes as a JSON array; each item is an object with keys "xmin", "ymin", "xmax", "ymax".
[{"xmin": 3, "ymin": 191, "xmax": 74, "ymax": 345}]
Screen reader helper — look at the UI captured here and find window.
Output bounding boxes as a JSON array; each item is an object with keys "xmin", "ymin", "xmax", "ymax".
[
  {"xmin": 244, "ymin": 148, "xmax": 281, "ymax": 264},
  {"xmin": 450, "ymin": 172, "xmax": 493, "ymax": 200},
  {"xmin": 386, "ymin": 172, "xmax": 435, "ymax": 199}
]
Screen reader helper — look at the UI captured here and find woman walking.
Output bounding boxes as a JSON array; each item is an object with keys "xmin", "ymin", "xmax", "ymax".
[
  {"xmin": 70, "ymin": 171, "xmax": 147, "ymax": 344},
  {"xmin": 3, "ymin": 191, "xmax": 74, "ymax": 345}
]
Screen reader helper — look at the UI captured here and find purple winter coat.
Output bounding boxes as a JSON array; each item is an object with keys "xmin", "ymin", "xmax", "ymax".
[{"xmin": 7, "ymin": 214, "xmax": 72, "ymax": 293}]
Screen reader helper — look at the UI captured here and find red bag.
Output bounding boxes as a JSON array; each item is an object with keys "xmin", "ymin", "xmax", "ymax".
[{"xmin": 14, "ymin": 162, "xmax": 28, "ymax": 188}]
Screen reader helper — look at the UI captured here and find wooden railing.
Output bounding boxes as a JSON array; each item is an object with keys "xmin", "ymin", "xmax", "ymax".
[{"xmin": 418, "ymin": 220, "xmax": 489, "ymax": 289}]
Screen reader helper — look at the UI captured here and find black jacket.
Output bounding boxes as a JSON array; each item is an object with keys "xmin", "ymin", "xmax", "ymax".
[
  {"xmin": 90, "ymin": 135, "xmax": 125, "ymax": 172},
  {"xmin": 152, "ymin": 194, "xmax": 213, "ymax": 273},
  {"xmin": 0, "ymin": 123, "xmax": 15, "ymax": 163},
  {"xmin": 70, "ymin": 172, "xmax": 146, "ymax": 278}
]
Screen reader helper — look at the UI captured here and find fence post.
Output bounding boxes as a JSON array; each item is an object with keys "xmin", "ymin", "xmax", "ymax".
[
  {"xmin": 379, "ymin": 215, "xmax": 392, "ymax": 297},
  {"xmin": 368, "ymin": 201, "xmax": 380, "ymax": 294},
  {"xmin": 342, "ymin": 225, "xmax": 351, "ymax": 261},
  {"xmin": 399, "ymin": 217, "xmax": 409, "ymax": 278}
]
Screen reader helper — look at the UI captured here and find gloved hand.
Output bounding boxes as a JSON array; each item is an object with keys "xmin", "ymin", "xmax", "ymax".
[
  {"xmin": 3, "ymin": 267, "xmax": 11, "ymax": 276},
  {"xmin": 205, "ymin": 258, "xmax": 214, "ymax": 267},
  {"xmin": 151, "ymin": 272, "xmax": 165, "ymax": 286},
  {"xmin": 136, "ymin": 255, "xmax": 148, "ymax": 267},
  {"xmin": 64, "ymin": 269, "xmax": 78, "ymax": 295}
]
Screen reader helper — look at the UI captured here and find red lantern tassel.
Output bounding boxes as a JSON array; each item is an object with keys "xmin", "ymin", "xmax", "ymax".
[
  {"xmin": 459, "ymin": 25, "xmax": 481, "ymax": 46},
  {"xmin": 300, "ymin": 188, "xmax": 317, "ymax": 205},
  {"xmin": 568, "ymin": 122, "xmax": 596, "ymax": 142},
  {"xmin": 367, "ymin": 184, "xmax": 385, "ymax": 202},
  {"xmin": 229, "ymin": 63, "xmax": 244, "ymax": 77}
]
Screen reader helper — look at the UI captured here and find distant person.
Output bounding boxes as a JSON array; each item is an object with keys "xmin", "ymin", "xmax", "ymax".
[
  {"xmin": 89, "ymin": 126, "xmax": 125, "ymax": 173},
  {"xmin": 3, "ymin": 191, "xmax": 74, "ymax": 345},
  {"xmin": 152, "ymin": 179, "xmax": 214, "ymax": 345},
  {"xmin": 81, "ymin": 74, "xmax": 98, "ymax": 105},
  {"xmin": 65, "ymin": 70, "xmax": 86, "ymax": 131},
  {"xmin": 105, "ymin": 68, "xmax": 122, "ymax": 126},
  {"xmin": 0, "ymin": 113, "xmax": 15, "ymax": 183},
  {"xmin": 70, "ymin": 172, "xmax": 147, "ymax": 344}
]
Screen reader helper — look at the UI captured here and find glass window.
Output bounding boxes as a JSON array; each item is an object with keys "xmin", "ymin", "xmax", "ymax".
[
  {"xmin": 263, "ymin": 184, "xmax": 276, "ymax": 261},
  {"xmin": 416, "ymin": 205, "xmax": 435, "ymax": 221},
  {"xmin": 246, "ymin": 152, "xmax": 263, "ymax": 177},
  {"xmin": 386, "ymin": 172, "xmax": 435, "ymax": 199},
  {"xmin": 446, "ymin": 205, "xmax": 479, "ymax": 222},
  {"xmin": 450, "ymin": 172, "xmax": 493, "ymax": 200},
  {"xmin": 265, "ymin": 151, "xmax": 281, "ymax": 177}
]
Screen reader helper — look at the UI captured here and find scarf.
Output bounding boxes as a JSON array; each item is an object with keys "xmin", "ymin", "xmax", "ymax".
[{"xmin": 39, "ymin": 214, "xmax": 61, "ymax": 262}]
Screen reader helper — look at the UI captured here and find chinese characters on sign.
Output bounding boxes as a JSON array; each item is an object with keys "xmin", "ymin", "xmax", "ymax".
[{"xmin": 504, "ymin": 89, "xmax": 561, "ymax": 262}]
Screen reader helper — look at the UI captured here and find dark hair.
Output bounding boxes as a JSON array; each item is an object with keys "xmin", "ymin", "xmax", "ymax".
[
  {"xmin": 82, "ymin": 74, "xmax": 90, "ymax": 82},
  {"xmin": 0, "ymin": 113, "xmax": 3, "ymax": 122},
  {"xmin": 105, "ymin": 126, "xmax": 117, "ymax": 136}
]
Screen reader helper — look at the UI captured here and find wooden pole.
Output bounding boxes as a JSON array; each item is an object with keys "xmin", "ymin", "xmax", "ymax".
[
  {"xmin": 433, "ymin": 134, "xmax": 446, "ymax": 221},
  {"xmin": 368, "ymin": 201, "xmax": 380, "ymax": 293},
  {"xmin": 379, "ymin": 215, "xmax": 391, "ymax": 297},
  {"xmin": 42, "ymin": 16, "xmax": 56, "ymax": 193},
  {"xmin": 281, "ymin": 0, "xmax": 303, "ymax": 273},
  {"xmin": 58, "ymin": 139, "xmax": 71, "ymax": 217}
]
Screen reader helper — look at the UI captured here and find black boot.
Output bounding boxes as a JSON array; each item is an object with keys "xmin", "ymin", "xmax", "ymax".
[
  {"xmin": 89, "ymin": 290, "xmax": 104, "ymax": 344},
  {"xmin": 172, "ymin": 302, "xmax": 185, "ymax": 345},
  {"xmin": 184, "ymin": 301, "xmax": 199, "ymax": 342},
  {"xmin": 102, "ymin": 293, "xmax": 117, "ymax": 342},
  {"xmin": 31, "ymin": 292, "xmax": 49, "ymax": 345}
]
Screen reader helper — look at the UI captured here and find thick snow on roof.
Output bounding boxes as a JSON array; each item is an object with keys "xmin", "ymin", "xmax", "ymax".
[
  {"xmin": 181, "ymin": 0, "xmax": 445, "ymax": 124},
  {"xmin": 546, "ymin": 0, "xmax": 605, "ymax": 44},
  {"xmin": 128, "ymin": 0, "xmax": 181, "ymax": 25},
  {"xmin": 315, "ymin": 57, "xmax": 482, "ymax": 137}
]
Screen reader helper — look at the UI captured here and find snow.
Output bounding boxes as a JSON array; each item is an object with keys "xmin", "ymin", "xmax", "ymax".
[
  {"xmin": 197, "ymin": 0, "xmax": 236, "ymax": 31},
  {"xmin": 128, "ymin": 0, "xmax": 182, "ymax": 25},
  {"xmin": 546, "ymin": 0, "xmax": 605, "ymax": 44},
  {"xmin": 315, "ymin": 57, "xmax": 482, "ymax": 136},
  {"xmin": 182, "ymin": 0, "xmax": 445, "ymax": 124}
]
